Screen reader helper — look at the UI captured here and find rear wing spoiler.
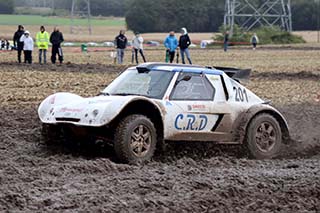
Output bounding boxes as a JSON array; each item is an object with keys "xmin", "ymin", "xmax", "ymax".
[{"xmin": 210, "ymin": 66, "xmax": 251, "ymax": 83}]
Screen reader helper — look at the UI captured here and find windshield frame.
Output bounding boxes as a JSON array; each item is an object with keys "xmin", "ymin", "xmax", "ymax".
[{"xmin": 102, "ymin": 68, "xmax": 175, "ymax": 100}]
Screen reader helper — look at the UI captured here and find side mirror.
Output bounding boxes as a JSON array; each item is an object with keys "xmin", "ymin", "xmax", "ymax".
[
  {"xmin": 175, "ymin": 75, "xmax": 192, "ymax": 86},
  {"xmin": 181, "ymin": 75, "xmax": 191, "ymax": 81}
]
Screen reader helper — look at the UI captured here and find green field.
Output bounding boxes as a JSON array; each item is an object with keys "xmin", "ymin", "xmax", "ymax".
[{"xmin": 0, "ymin": 14, "xmax": 125, "ymax": 26}]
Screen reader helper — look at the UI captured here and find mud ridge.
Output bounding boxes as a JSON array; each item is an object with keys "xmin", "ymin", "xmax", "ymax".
[
  {"xmin": 253, "ymin": 71, "xmax": 320, "ymax": 81},
  {"xmin": 0, "ymin": 62, "xmax": 126, "ymax": 73}
]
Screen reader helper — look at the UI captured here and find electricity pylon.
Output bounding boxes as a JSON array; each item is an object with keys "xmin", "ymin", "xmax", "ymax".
[
  {"xmin": 224, "ymin": 0, "xmax": 292, "ymax": 35},
  {"xmin": 70, "ymin": 0, "xmax": 92, "ymax": 35}
]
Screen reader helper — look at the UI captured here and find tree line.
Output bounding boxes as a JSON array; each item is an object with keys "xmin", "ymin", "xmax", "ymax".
[
  {"xmin": 126, "ymin": 0, "xmax": 320, "ymax": 32},
  {"xmin": 12, "ymin": 0, "xmax": 128, "ymax": 17},
  {"xmin": 0, "ymin": 0, "xmax": 319, "ymax": 32}
]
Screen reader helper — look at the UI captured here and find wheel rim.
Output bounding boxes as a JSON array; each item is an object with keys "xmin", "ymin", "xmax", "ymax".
[
  {"xmin": 130, "ymin": 124, "xmax": 152, "ymax": 158},
  {"xmin": 255, "ymin": 121, "xmax": 277, "ymax": 153}
]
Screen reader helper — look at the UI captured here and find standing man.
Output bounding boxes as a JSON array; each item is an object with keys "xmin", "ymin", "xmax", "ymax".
[
  {"xmin": 19, "ymin": 31, "xmax": 34, "ymax": 64},
  {"xmin": 132, "ymin": 32, "xmax": 146, "ymax": 64},
  {"xmin": 164, "ymin": 31, "xmax": 178, "ymax": 63},
  {"xmin": 1, "ymin": 39, "xmax": 5, "ymax": 49},
  {"xmin": 179, "ymin": 27, "xmax": 192, "ymax": 64},
  {"xmin": 36, "ymin": 26, "xmax": 50, "ymax": 64},
  {"xmin": 223, "ymin": 31, "xmax": 229, "ymax": 52},
  {"xmin": 5, "ymin": 40, "xmax": 10, "ymax": 50},
  {"xmin": 114, "ymin": 30, "xmax": 128, "ymax": 64},
  {"xmin": 13, "ymin": 25, "xmax": 25, "ymax": 63},
  {"xmin": 251, "ymin": 33, "xmax": 259, "ymax": 50},
  {"xmin": 50, "ymin": 27, "xmax": 64, "ymax": 64}
]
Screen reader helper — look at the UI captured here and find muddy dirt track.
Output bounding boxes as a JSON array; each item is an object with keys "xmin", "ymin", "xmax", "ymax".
[{"xmin": 0, "ymin": 63, "xmax": 320, "ymax": 212}]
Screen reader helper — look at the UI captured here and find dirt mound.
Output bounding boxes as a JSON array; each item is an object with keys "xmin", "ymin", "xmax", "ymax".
[
  {"xmin": 278, "ymin": 104, "xmax": 320, "ymax": 159},
  {"xmin": 0, "ymin": 62, "xmax": 126, "ymax": 73},
  {"xmin": 254, "ymin": 71, "xmax": 320, "ymax": 81}
]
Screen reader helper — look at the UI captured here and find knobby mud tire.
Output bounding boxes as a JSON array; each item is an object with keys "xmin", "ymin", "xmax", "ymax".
[
  {"xmin": 246, "ymin": 113, "xmax": 282, "ymax": 159},
  {"xmin": 114, "ymin": 114, "xmax": 157, "ymax": 164}
]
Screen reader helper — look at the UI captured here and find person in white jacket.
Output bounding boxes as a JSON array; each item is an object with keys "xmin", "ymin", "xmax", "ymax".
[
  {"xmin": 132, "ymin": 32, "xmax": 146, "ymax": 64},
  {"xmin": 251, "ymin": 33, "xmax": 259, "ymax": 50},
  {"xmin": 19, "ymin": 30, "xmax": 34, "ymax": 64}
]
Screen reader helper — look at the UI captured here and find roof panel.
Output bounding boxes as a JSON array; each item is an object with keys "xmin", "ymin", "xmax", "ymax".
[{"xmin": 136, "ymin": 63, "xmax": 223, "ymax": 75}]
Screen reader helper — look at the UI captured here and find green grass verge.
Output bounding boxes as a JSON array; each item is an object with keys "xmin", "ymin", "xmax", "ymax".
[{"xmin": 0, "ymin": 14, "xmax": 125, "ymax": 26}]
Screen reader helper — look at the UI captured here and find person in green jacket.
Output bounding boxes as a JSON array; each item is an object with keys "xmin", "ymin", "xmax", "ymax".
[{"xmin": 36, "ymin": 26, "xmax": 49, "ymax": 64}]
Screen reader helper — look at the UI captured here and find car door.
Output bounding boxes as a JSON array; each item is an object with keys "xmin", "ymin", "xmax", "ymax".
[{"xmin": 163, "ymin": 71, "xmax": 232, "ymax": 142}]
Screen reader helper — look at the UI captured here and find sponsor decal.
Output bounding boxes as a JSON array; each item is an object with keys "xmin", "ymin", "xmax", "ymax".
[
  {"xmin": 174, "ymin": 114, "xmax": 208, "ymax": 131},
  {"xmin": 209, "ymin": 76, "xmax": 219, "ymax": 81},
  {"xmin": 88, "ymin": 100, "xmax": 111, "ymax": 104},
  {"xmin": 187, "ymin": 104, "xmax": 206, "ymax": 111},
  {"xmin": 60, "ymin": 107, "xmax": 83, "ymax": 113}
]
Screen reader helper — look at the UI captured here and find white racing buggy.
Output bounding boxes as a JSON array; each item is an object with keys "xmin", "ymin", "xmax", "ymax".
[{"xmin": 38, "ymin": 63, "xmax": 290, "ymax": 163}]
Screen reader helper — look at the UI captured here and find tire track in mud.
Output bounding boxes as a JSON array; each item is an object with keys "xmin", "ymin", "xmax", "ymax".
[{"xmin": 0, "ymin": 102, "xmax": 319, "ymax": 212}]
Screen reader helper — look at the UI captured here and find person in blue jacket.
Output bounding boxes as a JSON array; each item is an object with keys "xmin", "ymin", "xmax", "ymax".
[{"xmin": 164, "ymin": 31, "xmax": 178, "ymax": 63}]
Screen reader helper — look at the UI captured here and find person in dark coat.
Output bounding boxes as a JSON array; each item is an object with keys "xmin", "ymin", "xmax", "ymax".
[
  {"xmin": 114, "ymin": 30, "xmax": 128, "ymax": 64},
  {"xmin": 50, "ymin": 27, "xmax": 64, "ymax": 64},
  {"xmin": 13, "ymin": 25, "xmax": 25, "ymax": 63},
  {"xmin": 223, "ymin": 31, "xmax": 229, "ymax": 52},
  {"xmin": 5, "ymin": 40, "xmax": 10, "ymax": 50},
  {"xmin": 0, "ymin": 39, "xmax": 5, "ymax": 50},
  {"xmin": 178, "ymin": 27, "xmax": 192, "ymax": 64}
]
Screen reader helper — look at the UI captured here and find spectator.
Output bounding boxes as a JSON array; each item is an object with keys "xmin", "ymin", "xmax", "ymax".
[
  {"xmin": 114, "ymin": 30, "xmax": 128, "ymax": 64},
  {"xmin": 164, "ymin": 31, "xmax": 178, "ymax": 63},
  {"xmin": 0, "ymin": 39, "xmax": 5, "ymax": 50},
  {"xmin": 19, "ymin": 31, "xmax": 34, "ymax": 64},
  {"xmin": 224, "ymin": 31, "xmax": 229, "ymax": 52},
  {"xmin": 251, "ymin": 33, "xmax": 259, "ymax": 50},
  {"xmin": 179, "ymin": 27, "xmax": 192, "ymax": 64},
  {"xmin": 5, "ymin": 40, "xmax": 10, "ymax": 50},
  {"xmin": 50, "ymin": 27, "xmax": 64, "ymax": 64},
  {"xmin": 13, "ymin": 25, "xmax": 25, "ymax": 63},
  {"xmin": 36, "ymin": 26, "xmax": 50, "ymax": 64},
  {"xmin": 132, "ymin": 32, "xmax": 146, "ymax": 64}
]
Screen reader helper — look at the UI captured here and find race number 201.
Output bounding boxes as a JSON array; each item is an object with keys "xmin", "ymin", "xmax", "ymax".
[{"xmin": 233, "ymin": 87, "xmax": 248, "ymax": 102}]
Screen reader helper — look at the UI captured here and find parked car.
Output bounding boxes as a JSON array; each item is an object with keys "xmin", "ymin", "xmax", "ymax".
[
  {"xmin": 103, "ymin": 41, "xmax": 115, "ymax": 47},
  {"xmin": 38, "ymin": 63, "xmax": 290, "ymax": 164},
  {"xmin": 146, "ymin": 41, "xmax": 160, "ymax": 47},
  {"xmin": 86, "ymin": 42, "xmax": 99, "ymax": 47}
]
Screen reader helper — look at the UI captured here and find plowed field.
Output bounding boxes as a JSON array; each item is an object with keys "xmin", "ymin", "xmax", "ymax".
[{"xmin": 0, "ymin": 48, "xmax": 320, "ymax": 212}]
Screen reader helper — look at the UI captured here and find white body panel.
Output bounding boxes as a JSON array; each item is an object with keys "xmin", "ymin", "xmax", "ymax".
[{"xmin": 38, "ymin": 92, "xmax": 159, "ymax": 127}]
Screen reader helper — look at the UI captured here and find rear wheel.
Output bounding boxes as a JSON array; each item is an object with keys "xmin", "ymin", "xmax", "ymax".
[
  {"xmin": 114, "ymin": 115, "xmax": 157, "ymax": 164},
  {"xmin": 246, "ymin": 113, "xmax": 282, "ymax": 159}
]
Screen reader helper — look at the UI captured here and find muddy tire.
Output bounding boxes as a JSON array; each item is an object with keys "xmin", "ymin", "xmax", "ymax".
[
  {"xmin": 246, "ymin": 113, "xmax": 282, "ymax": 159},
  {"xmin": 41, "ymin": 124, "xmax": 62, "ymax": 144},
  {"xmin": 114, "ymin": 115, "xmax": 157, "ymax": 164}
]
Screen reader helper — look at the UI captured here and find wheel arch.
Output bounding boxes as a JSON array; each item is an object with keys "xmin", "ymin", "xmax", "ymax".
[
  {"xmin": 234, "ymin": 105, "xmax": 290, "ymax": 144},
  {"xmin": 109, "ymin": 99, "xmax": 164, "ymax": 142}
]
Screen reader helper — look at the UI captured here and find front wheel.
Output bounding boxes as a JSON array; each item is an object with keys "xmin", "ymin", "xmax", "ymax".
[
  {"xmin": 41, "ymin": 124, "xmax": 62, "ymax": 144},
  {"xmin": 114, "ymin": 115, "xmax": 157, "ymax": 164},
  {"xmin": 245, "ymin": 113, "xmax": 282, "ymax": 159}
]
